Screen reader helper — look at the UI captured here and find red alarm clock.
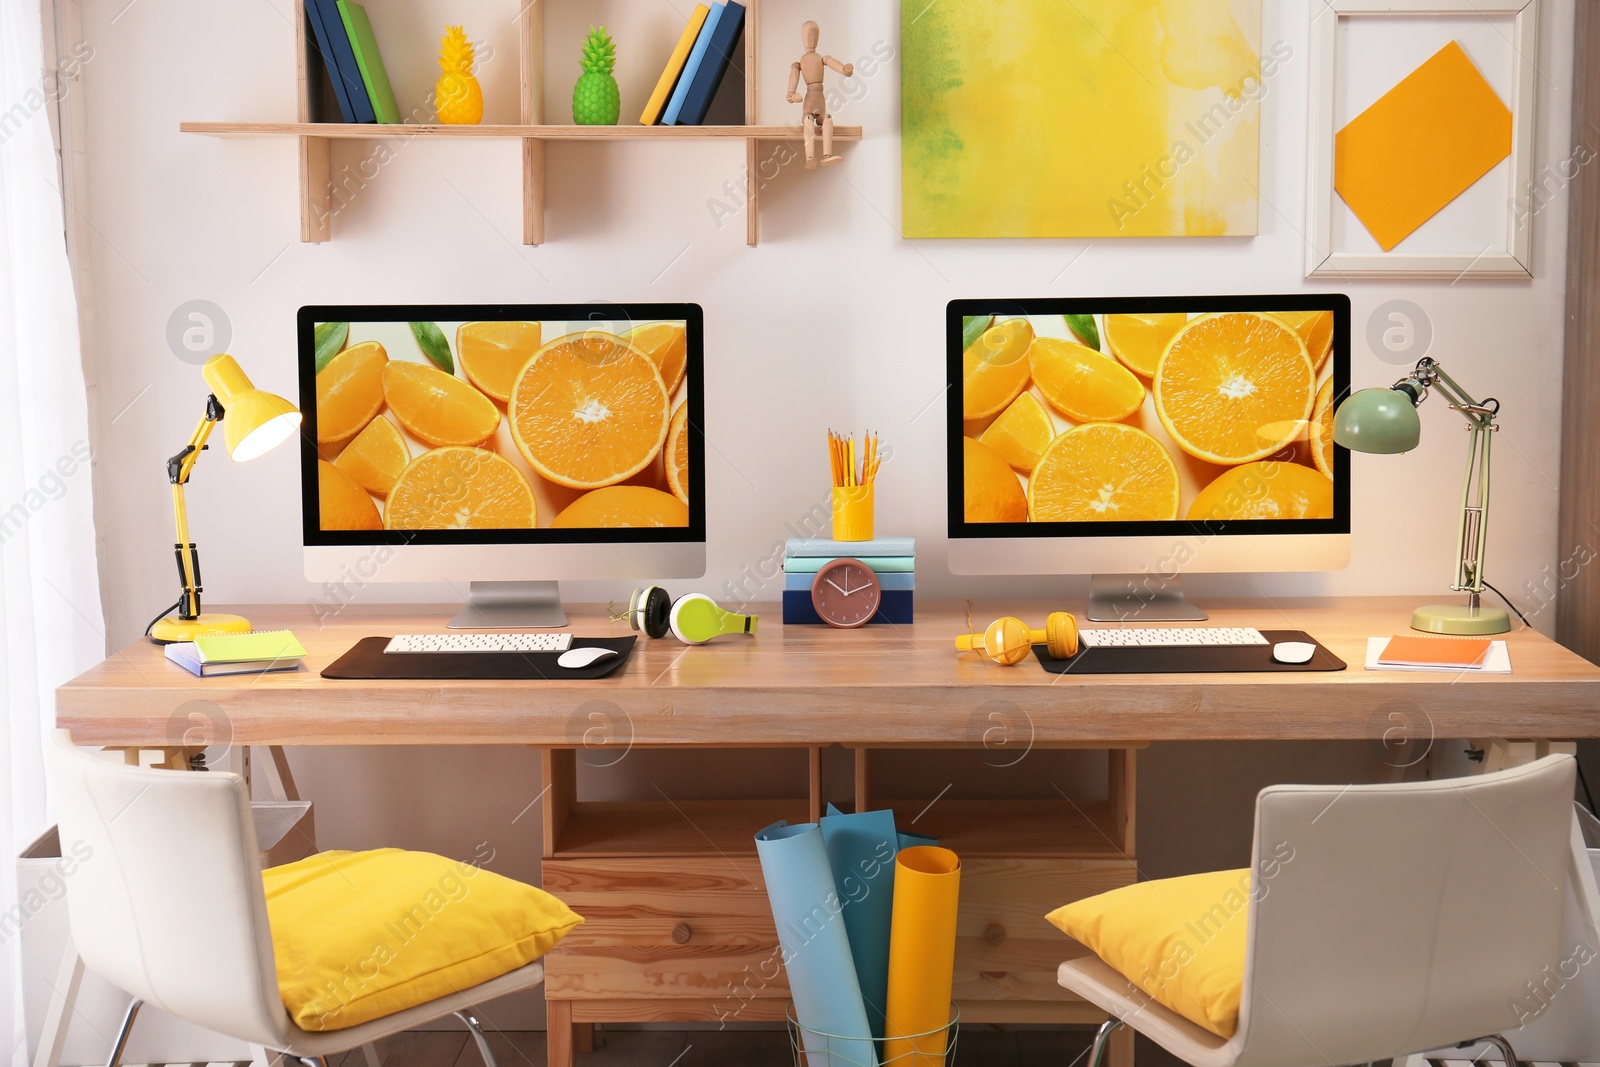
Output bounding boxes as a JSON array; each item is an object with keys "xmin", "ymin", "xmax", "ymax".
[{"xmin": 810, "ymin": 558, "xmax": 883, "ymax": 629}]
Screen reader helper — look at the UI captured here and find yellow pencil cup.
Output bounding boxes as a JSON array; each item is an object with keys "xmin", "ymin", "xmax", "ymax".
[{"xmin": 832, "ymin": 485, "xmax": 875, "ymax": 542}]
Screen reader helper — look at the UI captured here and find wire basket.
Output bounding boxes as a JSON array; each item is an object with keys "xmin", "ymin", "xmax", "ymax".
[{"xmin": 785, "ymin": 1002, "xmax": 960, "ymax": 1067}]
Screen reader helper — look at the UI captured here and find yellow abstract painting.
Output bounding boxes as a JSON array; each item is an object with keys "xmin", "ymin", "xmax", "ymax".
[{"xmin": 902, "ymin": 0, "xmax": 1266, "ymax": 238}]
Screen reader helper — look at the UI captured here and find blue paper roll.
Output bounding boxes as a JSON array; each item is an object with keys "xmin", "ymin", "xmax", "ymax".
[
  {"xmin": 820, "ymin": 805, "xmax": 900, "ymax": 1043},
  {"xmin": 755, "ymin": 821, "xmax": 878, "ymax": 1067}
]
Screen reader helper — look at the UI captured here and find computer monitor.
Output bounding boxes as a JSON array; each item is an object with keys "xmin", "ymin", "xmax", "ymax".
[
  {"xmin": 299, "ymin": 303, "xmax": 705, "ymax": 627},
  {"xmin": 948, "ymin": 295, "xmax": 1351, "ymax": 621}
]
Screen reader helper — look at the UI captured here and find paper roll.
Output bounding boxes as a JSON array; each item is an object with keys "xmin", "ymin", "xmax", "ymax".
[
  {"xmin": 755, "ymin": 820, "xmax": 878, "ymax": 1067},
  {"xmin": 883, "ymin": 846, "xmax": 961, "ymax": 1065},
  {"xmin": 820, "ymin": 805, "xmax": 901, "ymax": 1042}
]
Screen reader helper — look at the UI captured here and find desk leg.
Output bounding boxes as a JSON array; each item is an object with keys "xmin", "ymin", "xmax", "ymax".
[
  {"xmin": 1107, "ymin": 1018, "xmax": 1135, "ymax": 1067},
  {"xmin": 548, "ymin": 999, "xmax": 574, "ymax": 1067},
  {"xmin": 574, "ymin": 1023, "xmax": 595, "ymax": 1053},
  {"xmin": 33, "ymin": 944, "xmax": 84, "ymax": 1067}
]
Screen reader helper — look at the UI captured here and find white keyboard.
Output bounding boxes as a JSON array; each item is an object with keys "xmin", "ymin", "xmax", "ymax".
[
  {"xmin": 1076, "ymin": 626, "xmax": 1268, "ymax": 649},
  {"xmin": 384, "ymin": 633, "xmax": 573, "ymax": 654}
]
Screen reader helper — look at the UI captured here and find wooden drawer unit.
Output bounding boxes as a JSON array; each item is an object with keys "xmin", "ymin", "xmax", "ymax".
[
  {"xmin": 953, "ymin": 857, "xmax": 1135, "ymax": 1003},
  {"xmin": 541, "ymin": 857, "xmax": 789, "ymax": 1008}
]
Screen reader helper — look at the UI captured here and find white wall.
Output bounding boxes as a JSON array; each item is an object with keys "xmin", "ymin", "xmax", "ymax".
[{"xmin": 69, "ymin": 0, "xmax": 1576, "ymax": 1030}]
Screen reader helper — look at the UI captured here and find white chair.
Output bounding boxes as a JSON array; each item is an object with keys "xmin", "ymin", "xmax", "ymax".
[
  {"xmin": 1061, "ymin": 755, "xmax": 1582, "ymax": 1067},
  {"xmin": 46, "ymin": 729, "xmax": 545, "ymax": 1067}
]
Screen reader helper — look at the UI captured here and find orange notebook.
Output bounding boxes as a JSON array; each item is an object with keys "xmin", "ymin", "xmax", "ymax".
[{"xmin": 1378, "ymin": 634, "xmax": 1493, "ymax": 669}]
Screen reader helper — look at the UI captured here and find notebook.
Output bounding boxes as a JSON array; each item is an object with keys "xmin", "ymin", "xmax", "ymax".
[
  {"xmin": 337, "ymin": 1, "xmax": 401, "ymax": 123},
  {"xmin": 166, "ymin": 630, "xmax": 307, "ymax": 677},
  {"xmin": 675, "ymin": 0, "xmax": 745, "ymax": 126},
  {"xmin": 305, "ymin": 0, "xmax": 374, "ymax": 122},
  {"xmin": 662, "ymin": 3, "xmax": 723, "ymax": 126},
  {"xmin": 1365, "ymin": 636, "xmax": 1510, "ymax": 674}
]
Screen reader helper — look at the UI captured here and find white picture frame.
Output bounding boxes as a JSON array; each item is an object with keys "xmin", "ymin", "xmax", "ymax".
[{"xmin": 1305, "ymin": 0, "xmax": 1538, "ymax": 280}]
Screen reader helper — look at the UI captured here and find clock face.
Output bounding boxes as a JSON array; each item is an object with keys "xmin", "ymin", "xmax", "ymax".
[{"xmin": 811, "ymin": 558, "xmax": 883, "ymax": 629}]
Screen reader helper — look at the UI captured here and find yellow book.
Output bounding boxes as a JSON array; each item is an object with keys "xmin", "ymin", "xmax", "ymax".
[{"xmin": 640, "ymin": 5, "xmax": 710, "ymax": 125}]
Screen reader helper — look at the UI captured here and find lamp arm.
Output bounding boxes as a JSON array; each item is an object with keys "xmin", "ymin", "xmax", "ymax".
[
  {"xmin": 1412, "ymin": 361, "xmax": 1496, "ymax": 600},
  {"xmin": 166, "ymin": 399, "xmax": 223, "ymax": 622},
  {"xmin": 1413, "ymin": 360, "xmax": 1497, "ymax": 430}
]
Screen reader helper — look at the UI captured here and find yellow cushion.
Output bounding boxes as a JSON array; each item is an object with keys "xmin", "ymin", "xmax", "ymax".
[
  {"xmin": 264, "ymin": 849, "xmax": 583, "ymax": 1032},
  {"xmin": 1046, "ymin": 869, "xmax": 1250, "ymax": 1038}
]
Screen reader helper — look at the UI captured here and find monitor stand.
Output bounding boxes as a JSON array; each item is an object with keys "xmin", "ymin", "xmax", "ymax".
[
  {"xmin": 1086, "ymin": 574, "xmax": 1209, "ymax": 623},
  {"xmin": 448, "ymin": 581, "xmax": 569, "ymax": 629}
]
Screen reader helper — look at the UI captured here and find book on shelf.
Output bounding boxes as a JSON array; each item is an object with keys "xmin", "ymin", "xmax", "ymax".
[
  {"xmin": 305, "ymin": 0, "xmax": 374, "ymax": 122},
  {"xmin": 337, "ymin": 0, "xmax": 401, "ymax": 123},
  {"xmin": 675, "ymin": 0, "xmax": 746, "ymax": 126},
  {"xmin": 662, "ymin": 3, "xmax": 724, "ymax": 126},
  {"xmin": 641, "ymin": 4, "xmax": 711, "ymax": 125}
]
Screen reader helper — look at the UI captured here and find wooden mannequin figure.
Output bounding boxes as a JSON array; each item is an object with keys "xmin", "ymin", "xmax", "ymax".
[{"xmin": 787, "ymin": 21, "xmax": 853, "ymax": 168}]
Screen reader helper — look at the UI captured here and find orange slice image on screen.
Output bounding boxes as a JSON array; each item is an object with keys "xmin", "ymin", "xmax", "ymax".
[
  {"xmin": 963, "ymin": 437, "xmax": 1028, "ymax": 523},
  {"xmin": 316, "ymin": 341, "xmax": 388, "ymax": 444},
  {"xmin": 318, "ymin": 459, "xmax": 382, "ymax": 531},
  {"xmin": 382, "ymin": 361, "xmax": 501, "ymax": 448},
  {"xmin": 1310, "ymin": 379, "xmax": 1336, "ymax": 478},
  {"xmin": 963, "ymin": 318, "xmax": 1035, "ymax": 420},
  {"xmin": 1104, "ymin": 313, "xmax": 1187, "ymax": 378},
  {"xmin": 1029, "ymin": 336, "xmax": 1146, "ymax": 423},
  {"xmin": 333, "ymin": 415, "xmax": 409, "ymax": 497},
  {"xmin": 551, "ymin": 486, "xmax": 688, "ymax": 528},
  {"xmin": 458, "ymin": 321, "xmax": 543, "ymax": 403},
  {"xmin": 627, "ymin": 321, "xmax": 689, "ymax": 396},
  {"xmin": 1154, "ymin": 313, "xmax": 1315, "ymax": 465},
  {"xmin": 1187, "ymin": 462, "xmax": 1334, "ymax": 521},
  {"xmin": 1028, "ymin": 424, "xmax": 1180, "ymax": 523},
  {"xmin": 665, "ymin": 404, "xmax": 690, "ymax": 505},
  {"xmin": 978, "ymin": 392, "xmax": 1054, "ymax": 473},
  {"xmin": 384, "ymin": 447, "xmax": 538, "ymax": 530},
  {"xmin": 1269, "ymin": 311, "xmax": 1334, "ymax": 372},
  {"xmin": 510, "ymin": 332, "xmax": 670, "ymax": 490}
]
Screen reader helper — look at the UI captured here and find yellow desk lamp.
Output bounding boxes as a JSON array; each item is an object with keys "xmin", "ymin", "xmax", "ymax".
[{"xmin": 148, "ymin": 354, "xmax": 301, "ymax": 644}]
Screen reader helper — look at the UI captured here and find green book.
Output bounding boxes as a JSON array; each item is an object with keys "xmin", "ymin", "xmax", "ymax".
[
  {"xmin": 336, "ymin": 1, "xmax": 401, "ymax": 123},
  {"xmin": 193, "ymin": 629, "xmax": 306, "ymax": 664}
]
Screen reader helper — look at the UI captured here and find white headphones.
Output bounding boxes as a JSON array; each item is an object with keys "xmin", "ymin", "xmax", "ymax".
[{"xmin": 625, "ymin": 586, "xmax": 758, "ymax": 645}]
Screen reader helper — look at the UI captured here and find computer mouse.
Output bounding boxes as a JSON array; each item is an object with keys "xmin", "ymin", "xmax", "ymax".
[
  {"xmin": 557, "ymin": 647, "xmax": 619, "ymax": 669},
  {"xmin": 1271, "ymin": 641, "xmax": 1316, "ymax": 665}
]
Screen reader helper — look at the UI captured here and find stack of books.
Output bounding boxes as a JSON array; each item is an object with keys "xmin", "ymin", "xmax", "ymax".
[
  {"xmin": 304, "ymin": 0, "xmax": 401, "ymax": 124},
  {"xmin": 639, "ymin": 2, "xmax": 747, "ymax": 126},
  {"xmin": 782, "ymin": 537, "xmax": 915, "ymax": 625},
  {"xmin": 165, "ymin": 630, "xmax": 307, "ymax": 678}
]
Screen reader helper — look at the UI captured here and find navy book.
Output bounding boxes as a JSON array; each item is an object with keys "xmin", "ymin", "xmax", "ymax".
[
  {"xmin": 306, "ymin": 0, "xmax": 375, "ymax": 123},
  {"xmin": 676, "ymin": 0, "xmax": 745, "ymax": 126},
  {"xmin": 782, "ymin": 589, "xmax": 913, "ymax": 626}
]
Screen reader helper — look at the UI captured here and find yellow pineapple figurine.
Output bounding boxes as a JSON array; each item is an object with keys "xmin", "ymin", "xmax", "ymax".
[{"xmin": 436, "ymin": 25, "xmax": 483, "ymax": 124}]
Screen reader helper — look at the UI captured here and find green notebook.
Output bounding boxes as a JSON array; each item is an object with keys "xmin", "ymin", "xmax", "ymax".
[
  {"xmin": 336, "ymin": 1, "xmax": 401, "ymax": 123},
  {"xmin": 193, "ymin": 630, "xmax": 306, "ymax": 664}
]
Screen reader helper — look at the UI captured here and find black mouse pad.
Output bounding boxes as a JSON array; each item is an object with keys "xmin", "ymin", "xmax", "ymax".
[
  {"xmin": 1034, "ymin": 629, "xmax": 1345, "ymax": 674},
  {"xmin": 322, "ymin": 636, "xmax": 637, "ymax": 680}
]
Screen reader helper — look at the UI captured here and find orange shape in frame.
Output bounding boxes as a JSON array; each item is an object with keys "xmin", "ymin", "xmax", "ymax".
[{"xmin": 1334, "ymin": 41, "xmax": 1513, "ymax": 252}]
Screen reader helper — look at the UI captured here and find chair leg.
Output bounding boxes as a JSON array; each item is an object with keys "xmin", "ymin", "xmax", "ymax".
[
  {"xmin": 102, "ymin": 998, "xmax": 142, "ymax": 1067},
  {"xmin": 1479, "ymin": 1034, "xmax": 1520, "ymax": 1067},
  {"xmin": 456, "ymin": 1009, "xmax": 498, "ymax": 1067},
  {"xmin": 1088, "ymin": 1017, "xmax": 1125, "ymax": 1067}
]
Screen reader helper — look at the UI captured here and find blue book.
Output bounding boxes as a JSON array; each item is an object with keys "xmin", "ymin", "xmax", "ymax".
[
  {"xmin": 306, "ymin": 0, "xmax": 375, "ymax": 122},
  {"xmin": 784, "ymin": 571, "xmax": 914, "ymax": 592},
  {"xmin": 783, "ymin": 589, "xmax": 913, "ymax": 626},
  {"xmin": 786, "ymin": 536, "xmax": 916, "ymax": 558},
  {"xmin": 676, "ymin": 0, "xmax": 745, "ymax": 126},
  {"xmin": 662, "ymin": 3, "xmax": 723, "ymax": 125},
  {"xmin": 784, "ymin": 555, "xmax": 916, "ymax": 574}
]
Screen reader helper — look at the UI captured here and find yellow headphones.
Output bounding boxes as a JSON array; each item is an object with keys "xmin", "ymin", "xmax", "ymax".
[{"xmin": 955, "ymin": 611, "xmax": 1079, "ymax": 665}]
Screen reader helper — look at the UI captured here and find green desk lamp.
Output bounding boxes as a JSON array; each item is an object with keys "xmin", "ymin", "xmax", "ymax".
[
  {"xmin": 149, "ymin": 354, "xmax": 301, "ymax": 644},
  {"xmin": 1333, "ymin": 356, "xmax": 1509, "ymax": 635}
]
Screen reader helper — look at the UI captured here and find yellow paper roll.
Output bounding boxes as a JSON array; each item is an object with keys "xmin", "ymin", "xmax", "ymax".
[{"xmin": 883, "ymin": 845, "xmax": 961, "ymax": 1064}]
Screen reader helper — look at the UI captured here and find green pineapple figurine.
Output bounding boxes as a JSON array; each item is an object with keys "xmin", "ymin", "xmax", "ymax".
[{"xmin": 573, "ymin": 26, "xmax": 619, "ymax": 125}]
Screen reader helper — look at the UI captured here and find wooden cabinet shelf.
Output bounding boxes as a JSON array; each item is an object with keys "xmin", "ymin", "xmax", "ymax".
[
  {"xmin": 184, "ymin": 0, "xmax": 858, "ymax": 245},
  {"xmin": 552, "ymin": 798, "xmax": 809, "ymax": 858}
]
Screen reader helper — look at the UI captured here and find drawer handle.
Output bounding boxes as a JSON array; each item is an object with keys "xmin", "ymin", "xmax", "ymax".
[
  {"xmin": 671, "ymin": 922, "xmax": 693, "ymax": 944},
  {"xmin": 983, "ymin": 923, "xmax": 1007, "ymax": 946}
]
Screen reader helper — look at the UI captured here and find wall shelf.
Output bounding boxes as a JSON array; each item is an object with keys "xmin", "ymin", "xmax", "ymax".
[{"xmin": 182, "ymin": 0, "xmax": 859, "ymax": 246}]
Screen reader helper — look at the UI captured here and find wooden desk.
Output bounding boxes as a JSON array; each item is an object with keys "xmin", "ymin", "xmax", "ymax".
[{"xmin": 55, "ymin": 598, "xmax": 1600, "ymax": 1067}]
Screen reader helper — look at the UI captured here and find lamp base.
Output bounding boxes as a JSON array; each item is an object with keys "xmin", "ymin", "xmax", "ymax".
[
  {"xmin": 149, "ymin": 613, "xmax": 253, "ymax": 645},
  {"xmin": 1410, "ymin": 602, "xmax": 1511, "ymax": 636}
]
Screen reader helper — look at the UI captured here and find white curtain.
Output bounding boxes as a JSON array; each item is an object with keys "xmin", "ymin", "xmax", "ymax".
[{"xmin": 0, "ymin": 0, "xmax": 104, "ymax": 1061}]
